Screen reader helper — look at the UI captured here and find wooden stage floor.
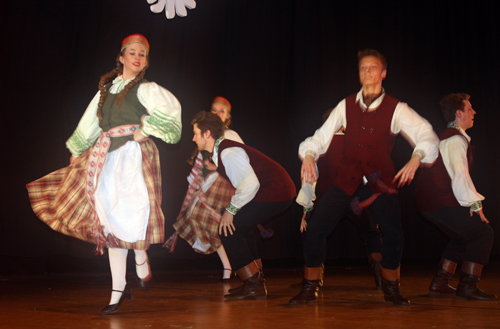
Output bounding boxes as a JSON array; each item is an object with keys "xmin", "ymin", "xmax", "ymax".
[{"xmin": 1, "ymin": 259, "xmax": 499, "ymax": 329}]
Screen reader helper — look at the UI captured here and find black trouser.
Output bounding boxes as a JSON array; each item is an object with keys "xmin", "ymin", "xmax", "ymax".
[
  {"xmin": 220, "ymin": 199, "xmax": 293, "ymax": 271},
  {"xmin": 346, "ymin": 210, "xmax": 383, "ymax": 256},
  {"xmin": 422, "ymin": 207, "xmax": 494, "ymax": 265},
  {"xmin": 304, "ymin": 183, "xmax": 402, "ymax": 270},
  {"xmin": 301, "ymin": 209, "xmax": 382, "ymax": 257}
]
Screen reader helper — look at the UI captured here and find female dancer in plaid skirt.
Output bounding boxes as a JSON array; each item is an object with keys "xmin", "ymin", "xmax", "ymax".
[{"xmin": 27, "ymin": 34, "xmax": 182, "ymax": 314}]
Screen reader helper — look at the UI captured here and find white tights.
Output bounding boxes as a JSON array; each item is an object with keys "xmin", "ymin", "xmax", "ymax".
[
  {"xmin": 217, "ymin": 245, "xmax": 232, "ymax": 279},
  {"xmin": 107, "ymin": 248, "xmax": 150, "ymax": 304}
]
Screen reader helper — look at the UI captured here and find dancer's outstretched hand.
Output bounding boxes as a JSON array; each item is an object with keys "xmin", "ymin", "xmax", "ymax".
[{"xmin": 393, "ymin": 154, "xmax": 420, "ymax": 187}]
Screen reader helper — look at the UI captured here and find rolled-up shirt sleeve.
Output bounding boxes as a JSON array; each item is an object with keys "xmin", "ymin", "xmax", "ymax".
[
  {"xmin": 220, "ymin": 147, "xmax": 260, "ymax": 214},
  {"xmin": 441, "ymin": 135, "xmax": 484, "ymax": 209},
  {"xmin": 391, "ymin": 102, "xmax": 439, "ymax": 163},
  {"xmin": 298, "ymin": 100, "xmax": 346, "ymax": 161}
]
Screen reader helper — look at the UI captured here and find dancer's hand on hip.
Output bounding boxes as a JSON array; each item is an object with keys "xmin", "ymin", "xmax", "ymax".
[{"xmin": 134, "ymin": 129, "xmax": 148, "ymax": 142}]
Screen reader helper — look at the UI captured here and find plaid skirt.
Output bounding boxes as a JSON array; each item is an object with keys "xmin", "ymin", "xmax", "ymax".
[
  {"xmin": 173, "ymin": 174, "xmax": 235, "ymax": 255},
  {"xmin": 26, "ymin": 139, "xmax": 164, "ymax": 252}
]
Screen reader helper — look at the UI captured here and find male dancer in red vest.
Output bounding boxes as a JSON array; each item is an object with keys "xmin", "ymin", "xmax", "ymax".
[
  {"xmin": 296, "ymin": 127, "xmax": 384, "ymax": 290},
  {"xmin": 291, "ymin": 49, "xmax": 439, "ymax": 305},
  {"xmin": 191, "ymin": 111, "xmax": 296, "ymax": 300},
  {"xmin": 415, "ymin": 93, "xmax": 495, "ymax": 300}
]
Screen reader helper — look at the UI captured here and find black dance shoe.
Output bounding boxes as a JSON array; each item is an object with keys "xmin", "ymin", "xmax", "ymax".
[
  {"xmin": 136, "ymin": 258, "xmax": 152, "ymax": 290},
  {"xmin": 101, "ymin": 284, "xmax": 132, "ymax": 314},
  {"xmin": 217, "ymin": 268, "xmax": 232, "ymax": 283}
]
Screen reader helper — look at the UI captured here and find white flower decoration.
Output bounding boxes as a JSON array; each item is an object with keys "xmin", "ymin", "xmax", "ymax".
[{"xmin": 147, "ymin": 0, "xmax": 196, "ymax": 19}]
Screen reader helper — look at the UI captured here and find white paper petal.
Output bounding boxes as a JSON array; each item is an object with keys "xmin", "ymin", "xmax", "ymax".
[
  {"xmin": 183, "ymin": 0, "xmax": 196, "ymax": 9},
  {"xmin": 165, "ymin": 0, "xmax": 176, "ymax": 19},
  {"xmin": 175, "ymin": 0, "xmax": 187, "ymax": 17},
  {"xmin": 150, "ymin": 0, "xmax": 166, "ymax": 13},
  {"xmin": 146, "ymin": 0, "xmax": 196, "ymax": 19}
]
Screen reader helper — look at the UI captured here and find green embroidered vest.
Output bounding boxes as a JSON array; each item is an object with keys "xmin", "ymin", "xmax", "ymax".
[{"xmin": 100, "ymin": 80, "xmax": 148, "ymax": 152}]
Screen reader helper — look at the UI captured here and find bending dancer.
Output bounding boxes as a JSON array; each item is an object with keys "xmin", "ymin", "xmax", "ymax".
[
  {"xmin": 415, "ymin": 93, "xmax": 496, "ymax": 300},
  {"xmin": 26, "ymin": 34, "xmax": 182, "ymax": 314},
  {"xmin": 169, "ymin": 97, "xmax": 243, "ymax": 283},
  {"xmin": 191, "ymin": 111, "xmax": 296, "ymax": 300},
  {"xmin": 291, "ymin": 49, "xmax": 439, "ymax": 305}
]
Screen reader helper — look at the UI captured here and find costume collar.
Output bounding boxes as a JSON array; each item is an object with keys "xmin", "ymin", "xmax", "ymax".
[
  {"xmin": 110, "ymin": 75, "xmax": 135, "ymax": 94},
  {"xmin": 356, "ymin": 87, "xmax": 386, "ymax": 110},
  {"xmin": 447, "ymin": 122, "xmax": 471, "ymax": 142},
  {"xmin": 212, "ymin": 136, "xmax": 225, "ymax": 166}
]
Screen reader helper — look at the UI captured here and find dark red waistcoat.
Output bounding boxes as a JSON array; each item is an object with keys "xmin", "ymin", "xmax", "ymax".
[
  {"xmin": 332, "ymin": 94, "xmax": 399, "ymax": 196},
  {"xmin": 415, "ymin": 128, "xmax": 474, "ymax": 212},
  {"xmin": 216, "ymin": 139, "xmax": 297, "ymax": 203}
]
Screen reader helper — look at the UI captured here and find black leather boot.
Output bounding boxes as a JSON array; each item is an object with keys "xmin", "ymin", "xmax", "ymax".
[
  {"xmin": 429, "ymin": 259, "xmax": 457, "ymax": 296},
  {"xmin": 289, "ymin": 264, "xmax": 324, "ymax": 290},
  {"xmin": 224, "ymin": 260, "xmax": 267, "ymax": 300},
  {"xmin": 368, "ymin": 253, "xmax": 383, "ymax": 290},
  {"xmin": 228, "ymin": 259, "xmax": 262, "ymax": 294},
  {"xmin": 289, "ymin": 279, "xmax": 321, "ymax": 304},
  {"xmin": 381, "ymin": 267, "xmax": 410, "ymax": 306},
  {"xmin": 289, "ymin": 266, "xmax": 323, "ymax": 304},
  {"xmin": 227, "ymin": 283, "xmax": 244, "ymax": 294},
  {"xmin": 381, "ymin": 278, "xmax": 410, "ymax": 305},
  {"xmin": 456, "ymin": 261, "xmax": 496, "ymax": 300}
]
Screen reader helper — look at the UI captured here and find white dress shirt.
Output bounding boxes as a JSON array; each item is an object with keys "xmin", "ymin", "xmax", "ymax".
[
  {"xmin": 441, "ymin": 123, "xmax": 484, "ymax": 210},
  {"xmin": 213, "ymin": 137, "xmax": 260, "ymax": 214}
]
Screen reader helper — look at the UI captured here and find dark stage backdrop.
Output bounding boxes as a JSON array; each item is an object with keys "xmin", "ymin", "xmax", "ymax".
[{"xmin": 2, "ymin": 1, "xmax": 499, "ymax": 270}]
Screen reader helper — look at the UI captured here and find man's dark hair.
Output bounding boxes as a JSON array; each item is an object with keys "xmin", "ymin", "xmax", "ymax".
[
  {"xmin": 357, "ymin": 49, "xmax": 387, "ymax": 70},
  {"xmin": 440, "ymin": 93, "xmax": 470, "ymax": 122},
  {"xmin": 191, "ymin": 111, "xmax": 225, "ymax": 140}
]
